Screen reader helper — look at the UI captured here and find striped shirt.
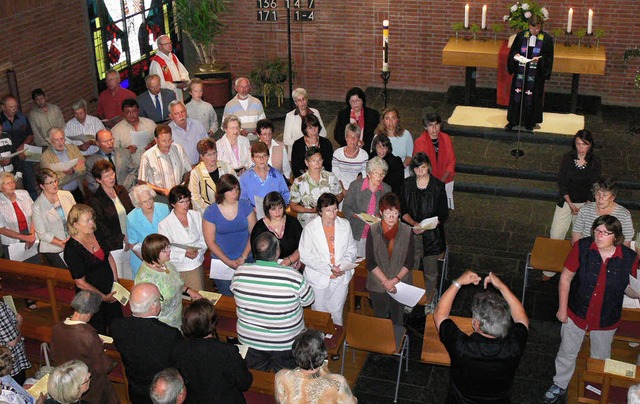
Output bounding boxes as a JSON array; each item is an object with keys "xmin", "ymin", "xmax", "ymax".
[
  {"xmin": 222, "ymin": 95, "xmax": 266, "ymax": 133},
  {"xmin": 231, "ymin": 260, "xmax": 314, "ymax": 351},
  {"xmin": 573, "ymin": 202, "xmax": 635, "ymax": 241},
  {"xmin": 331, "ymin": 147, "xmax": 368, "ymax": 190}
]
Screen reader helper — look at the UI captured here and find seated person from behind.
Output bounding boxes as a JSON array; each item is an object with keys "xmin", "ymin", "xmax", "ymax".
[
  {"xmin": 46, "ymin": 360, "xmax": 92, "ymax": 404},
  {"xmin": 434, "ymin": 271, "xmax": 529, "ymax": 403},
  {"xmin": 150, "ymin": 368, "xmax": 187, "ymax": 404},
  {"xmin": 275, "ymin": 329, "xmax": 356, "ymax": 404},
  {"xmin": 239, "ymin": 142, "xmax": 290, "ymax": 218}
]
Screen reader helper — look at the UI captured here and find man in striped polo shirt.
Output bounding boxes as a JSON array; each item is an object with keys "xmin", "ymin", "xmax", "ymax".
[{"xmin": 231, "ymin": 232, "xmax": 315, "ymax": 372}]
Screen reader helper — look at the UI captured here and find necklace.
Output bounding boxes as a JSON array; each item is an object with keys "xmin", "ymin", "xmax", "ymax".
[
  {"xmin": 574, "ymin": 159, "xmax": 588, "ymax": 170},
  {"xmin": 344, "ymin": 147, "xmax": 359, "ymax": 158},
  {"xmin": 150, "ymin": 262, "xmax": 170, "ymax": 274}
]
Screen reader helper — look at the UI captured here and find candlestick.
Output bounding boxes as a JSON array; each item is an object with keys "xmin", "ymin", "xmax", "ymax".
[
  {"xmin": 464, "ymin": 4, "xmax": 469, "ymax": 29},
  {"xmin": 567, "ymin": 8, "xmax": 573, "ymax": 33},
  {"xmin": 587, "ymin": 9, "xmax": 593, "ymax": 35},
  {"xmin": 481, "ymin": 5, "xmax": 487, "ymax": 30},
  {"xmin": 382, "ymin": 20, "xmax": 389, "ymax": 72}
]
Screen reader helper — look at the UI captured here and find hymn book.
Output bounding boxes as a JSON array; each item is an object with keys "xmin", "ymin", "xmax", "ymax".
[
  {"xmin": 355, "ymin": 213, "xmax": 381, "ymax": 226},
  {"xmin": 111, "ymin": 282, "xmax": 130, "ymax": 306},
  {"xmin": 199, "ymin": 291, "xmax": 222, "ymax": 304},
  {"xmin": 604, "ymin": 358, "xmax": 636, "ymax": 378},
  {"xmin": 26, "ymin": 373, "xmax": 49, "ymax": 399},
  {"xmin": 2, "ymin": 295, "xmax": 17, "ymax": 315}
]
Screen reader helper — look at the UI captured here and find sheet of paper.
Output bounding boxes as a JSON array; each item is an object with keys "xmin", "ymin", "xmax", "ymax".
[
  {"xmin": 109, "ymin": 248, "xmax": 131, "ymax": 280},
  {"xmin": 48, "ymin": 158, "xmax": 78, "ymax": 172},
  {"xmin": 23, "ymin": 144, "xmax": 43, "ymax": 162},
  {"xmin": 27, "ymin": 373, "xmax": 49, "ymax": 399},
  {"xmin": 254, "ymin": 195, "xmax": 265, "ymax": 220},
  {"xmin": 99, "ymin": 334, "xmax": 114, "ymax": 344},
  {"xmin": 130, "ymin": 130, "xmax": 151, "ymax": 151},
  {"xmin": 388, "ymin": 282, "xmax": 426, "ymax": 307},
  {"xmin": 199, "ymin": 290, "xmax": 222, "ymax": 304},
  {"xmin": 604, "ymin": 358, "xmax": 636, "ymax": 378},
  {"xmin": 7, "ymin": 241, "xmax": 39, "ymax": 262},
  {"xmin": 236, "ymin": 344, "xmax": 249, "ymax": 359},
  {"xmin": 209, "ymin": 258, "xmax": 234, "ymax": 280},
  {"xmin": 111, "ymin": 282, "xmax": 131, "ymax": 306},
  {"xmin": 3, "ymin": 296, "xmax": 17, "ymax": 315},
  {"xmin": 356, "ymin": 213, "xmax": 381, "ymax": 226},
  {"xmin": 415, "ymin": 217, "xmax": 438, "ymax": 231}
]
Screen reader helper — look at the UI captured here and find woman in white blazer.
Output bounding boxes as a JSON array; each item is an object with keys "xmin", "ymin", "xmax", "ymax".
[
  {"xmin": 158, "ymin": 185, "xmax": 208, "ymax": 291},
  {"xmin": 299, "ymin": 193, "xmax": 357, "ymax": 327},
  {"xmin": 216, "ymin": 115, "xmax": 252, "ymax": 175},
  {"xmin": 188, "ymin": 138, "xmax": 236, "ymax": 214},
  {"xmin": 32, "ymin": 168, "xmax": 77, "ymax": 268}
]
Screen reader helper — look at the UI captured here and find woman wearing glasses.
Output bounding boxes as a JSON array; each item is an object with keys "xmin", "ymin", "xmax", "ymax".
[
  {"xmin": 135, "ymin": 233, "xmax": 203, "ymax": 329},
  {"xmin": 543, "ymin": 215, "xmax": 638, "ymax": 403},
  {"xmin": 32, "ymin": 168, "xmax": 76, "ymax": 268},
  {"xmin": 188, "ymin": 138, "xmax": 235, "ymax": 214}
]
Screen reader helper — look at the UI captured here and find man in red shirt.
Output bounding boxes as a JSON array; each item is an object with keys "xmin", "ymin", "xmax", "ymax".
[{"xmin": 96, "ymin": 69, "xmax": 136, "ymax": 125}]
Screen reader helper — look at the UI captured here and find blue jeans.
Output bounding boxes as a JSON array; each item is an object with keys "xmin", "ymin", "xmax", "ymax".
[{"xmin": 213, "ymin": 279, "xmax": 232, "ymax": 296}]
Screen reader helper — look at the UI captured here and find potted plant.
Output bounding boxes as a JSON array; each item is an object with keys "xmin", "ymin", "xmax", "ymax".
[
  {"xmin": 174, "ymin": 0, "xmax": 230, "ymax": 72},
  {"xmin": 250, "ymin": 58, "xmax": 296, "ymax": 107}
]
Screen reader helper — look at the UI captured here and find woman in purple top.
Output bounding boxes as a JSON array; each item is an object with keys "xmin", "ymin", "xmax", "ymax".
[{"xmin": 203, "ymin": 174, "xmax": 256, "ymax": 295}]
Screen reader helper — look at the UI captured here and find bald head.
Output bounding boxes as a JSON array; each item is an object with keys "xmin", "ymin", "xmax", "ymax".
[
  {"xmin": 130, "ymin": 283, "xmax": 161, "ymax": 317},
  {"xmin": 95, "ymin": 129, "xmax": 115, "ymax": 154}
]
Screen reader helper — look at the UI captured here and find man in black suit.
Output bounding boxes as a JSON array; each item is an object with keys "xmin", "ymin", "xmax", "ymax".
[
  {"xmin": 111, "ymin": 283, "xmax": 183, "ymax": 404},
  {"xmin": 138, "ymin": 74, "xmax": 176, "ymax": 123}
]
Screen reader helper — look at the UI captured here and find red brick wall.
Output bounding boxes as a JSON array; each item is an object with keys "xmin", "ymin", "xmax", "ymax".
[
  {"xmin": 212, "ymin": 0, "xmax": 640, "ymax": 107},
  {"xmin": 0, "ymin": 0, "xmax": 97, "ymax": 119}
]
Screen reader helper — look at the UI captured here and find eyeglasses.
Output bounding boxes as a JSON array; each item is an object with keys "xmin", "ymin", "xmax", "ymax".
[
  {"xmin": 157, "ymin": 294, "xmax": 165, "ymax": 302},
  {"xmin": 81, "ymin": 374, "xmax": 92, "ymax": 385},
  {"xmin": 161, "ymin": 247, "xmax": 171, "ymax": 254},
  {"xmin": 44, "ymin": 179, "xmax": 59, "ymax": 186},
  {"xmin": 203, "ymin": 152, "xmax": 217, "ymax": 158},
  {"xmin": 594, "ymin": 229, "xmax": 614, "ymax": 237}
]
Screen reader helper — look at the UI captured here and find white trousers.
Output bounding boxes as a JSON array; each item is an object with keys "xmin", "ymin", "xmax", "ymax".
[{"xmin": 311, "ymin": 279, "xmax": 349, "ymax": 326}]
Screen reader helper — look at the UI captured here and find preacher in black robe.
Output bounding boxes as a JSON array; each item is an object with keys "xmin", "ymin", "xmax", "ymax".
[{"xmin": 506, "ymin": 16, "xmax": 554, "ymax": 130}]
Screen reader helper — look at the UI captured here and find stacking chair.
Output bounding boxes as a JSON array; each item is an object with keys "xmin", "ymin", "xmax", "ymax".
[
  {"xmin": 577, "ymin": 358, "xmax": 640, "ymax": 403},
  {"xmin": 348, "ymin": 260, "xmax": 369, "ymax": 312},
  {"xmin": 340, "ymin": 312, "xmax": 409, "ymax": 403},
  {"xmin": 522, "ymin": 237, "xmax": 572, "ymax": 304}
]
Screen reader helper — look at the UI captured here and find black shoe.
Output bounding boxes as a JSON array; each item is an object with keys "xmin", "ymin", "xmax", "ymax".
[{"xmin": 505, "ymin": 123, "xmax": 514, "ymax": 131}]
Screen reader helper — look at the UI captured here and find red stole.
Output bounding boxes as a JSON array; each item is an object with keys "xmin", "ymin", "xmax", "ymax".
[{"xmin": 151, "ymin": 53, "xmax": 180, "ymax": 82}]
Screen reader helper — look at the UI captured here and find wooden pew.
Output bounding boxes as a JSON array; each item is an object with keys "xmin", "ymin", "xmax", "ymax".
[
  {"xmin": 421, "ymin": 314, "xmax": 473, "ymax": 366},
  {"xmin": 214, "ymin": 295, "xmax": 345, "ymax": 355}
]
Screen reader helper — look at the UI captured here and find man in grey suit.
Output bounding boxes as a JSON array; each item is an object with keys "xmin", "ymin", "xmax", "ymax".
[
  {"xmin": 85, "ymin": 129, "xmax": 138, "ymax": 193},
  {"xmin": 138, "ymin": 74, "xmax": 176, "ymax": 123}
]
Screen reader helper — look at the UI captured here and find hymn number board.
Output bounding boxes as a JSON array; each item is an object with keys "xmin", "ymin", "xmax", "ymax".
[{"xmin": 256, "ymin": 0, "xmax": 316, "ymax": 22}]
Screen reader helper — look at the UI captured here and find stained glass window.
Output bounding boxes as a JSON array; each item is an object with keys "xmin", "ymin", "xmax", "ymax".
[{"xmin": 87, "ymin": 0, "xmax": 173, "ymax": 94}]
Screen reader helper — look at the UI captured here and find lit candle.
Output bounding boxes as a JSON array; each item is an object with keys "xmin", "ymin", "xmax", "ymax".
[
  {"xmin": 481, "ymin": 5, "xmax": 487, "ymax": 29},
  {"xmin": 587, "ymin": 9, "xmax": 593, "ymax": 34},
  {"xmin": 464, "ymin": 4, "xmax": 469, "ymax": 28},
  {"xmin": 382, "ymin": 20, "xmax": 389, "ymax": 72},
  {"xmin": 567, "ymin": 8, "xmax": 573, "ymax": 33}
]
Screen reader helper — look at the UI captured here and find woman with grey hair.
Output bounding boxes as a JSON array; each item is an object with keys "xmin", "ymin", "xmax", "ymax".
[
  {"xmin": 126, "ymin": 184, "xmax": 170, "ymax": 277},
  {"xmin": 331, "ymin": 123, "xmax": 369, "ymax": 194},
  {"xmin": 283, "ymin": 87, "xmax": 328, "ymax": 157},
  {"xmin": 275, "ymin": 329, "xmax": 356, "ymax": 403},
  {"xmin": 46, "ymin": 360, "xmax": 91, "ymax": 404},
  {"xmin": 50, "ymin": 291, "xmax": 118, "ymax": 404},
  {"xmin": 342, "ymin": 156, "xmax": 390, "ymax": 256}
]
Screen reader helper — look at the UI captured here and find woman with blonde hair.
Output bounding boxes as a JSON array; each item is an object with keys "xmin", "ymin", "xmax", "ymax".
[{"xmin": 46, "ymin": 360, "xmax": 91, "ymax": 404}]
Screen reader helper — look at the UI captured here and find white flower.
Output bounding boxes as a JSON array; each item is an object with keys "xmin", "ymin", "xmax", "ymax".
[
  {"xmin": 521, "ymin": 3, "xmax": 530, "ymax": 10},
  {"xmin": 524, "ymin": 11, "xmax": 532, "ymax": 18},
  {"xmin": 503, "ymin": 15, "xmax": 510, "ymax": 21},
  {"xmin": 541, "ymin": 7, "xmax": 549, "ymax": 19},
  {"xmin": 511, "ymin": 4, "xmax": 518, "ymax": 12}
]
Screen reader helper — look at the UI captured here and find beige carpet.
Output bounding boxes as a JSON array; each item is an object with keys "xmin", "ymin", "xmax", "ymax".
[{"xmin": 447, "ymin": 106, "xmax": 584, "ymax": 136}]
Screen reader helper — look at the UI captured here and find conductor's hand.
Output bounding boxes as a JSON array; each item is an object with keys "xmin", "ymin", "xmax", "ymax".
[
  {"xmin": 484, "ymin": 271, "xmax": 506, "ymax": 292},
  {"xmin": 457, "ymin": 271, "xmax": 482, "ymax": 287}
]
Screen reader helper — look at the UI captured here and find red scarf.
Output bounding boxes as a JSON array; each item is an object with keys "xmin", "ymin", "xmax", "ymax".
[{"xmin": 381, "ymin": 220, "xmax": 399, "ymax": 257}]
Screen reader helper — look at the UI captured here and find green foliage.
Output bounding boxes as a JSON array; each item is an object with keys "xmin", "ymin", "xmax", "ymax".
[
  {"xmin": 174, "ymin": 0, "xmax": 230, "ymax": 46},
  {"xmin": 594, "ymin": 28, "xmax": 605, "ymax": 39},
  {"xmin": 491, "ymin": 24, "xmax": 506, "ymax": 33},
  {"xmin": 452, "ymin": 22, "xmax": 465, "ymax": 32},
  {"xmin": 552, "ymin": 28, "xmax": 563, "ymax": 39},
  {"xmin": 470, "ymin": 24, "xmax": 480, "ymax": 33},
  {"xmin": 250, "ymin": 58, "xmax": 295, "ymax": 95},
  {"xmin": 574, "ymin": 28, "xmax": 586, "ymax": 39}
]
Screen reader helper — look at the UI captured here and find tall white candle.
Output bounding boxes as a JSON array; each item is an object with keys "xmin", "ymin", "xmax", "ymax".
[
  {"xmin": 567, "ymin": 8, "xmax": 573, "ymax": 33},
  {"xmin": 587, "ymin": 9, "xmax": 593, "ymax": 34},
  {"xmin": 481, "ymin": 5, "xmax": 487, "ymax": 29},
  {"xmin": 464, "ymin": 4, "xmax": 470, "ymax": 28},
  {"xmin": 382, "ymin": 20, "xmax": 389, "ymax": 72}
]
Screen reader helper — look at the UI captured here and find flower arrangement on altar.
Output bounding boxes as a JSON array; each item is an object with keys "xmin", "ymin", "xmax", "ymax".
[{"xmin": 503, "ymin": 1, "xmax": 549, "ymax": 31}]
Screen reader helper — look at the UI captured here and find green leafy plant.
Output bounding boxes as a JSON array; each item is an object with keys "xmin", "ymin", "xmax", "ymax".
[
  {"xmin": 250, "ymin": 58, "xmax": 296, "ymax": 96},
  {"xmin": 470, "ymin": 24, "xmax": 481, "ymax": 34},
  {"xmin": 491, "ymin": 24, "xmax": 506, "ymax": 34},
  {"xmin": 174, "ymin": 0, "xmax": 230, "ymax": 65},
  {"xmin": 452, "ymin": 22, "xmax": 465, "ymax": 33},
  {"xmin": 623, "ymin": 48, "xmax": 640, "ymax": 89},
  {"xmin": 594, "ymin": 28, "xmax": 605, "ymax": 39},
  {"xmin": 552, "ymin": 28, "xmax": 563, "ymax": 39},
  {"xmin": 574, "ymin": 28, "xmax": 587, "ymax": 39}
]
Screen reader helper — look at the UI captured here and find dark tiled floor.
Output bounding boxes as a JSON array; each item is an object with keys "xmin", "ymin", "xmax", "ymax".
[{"xmin": 252, "ymin": 87, "xmax": 640, "ymax": 403}]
